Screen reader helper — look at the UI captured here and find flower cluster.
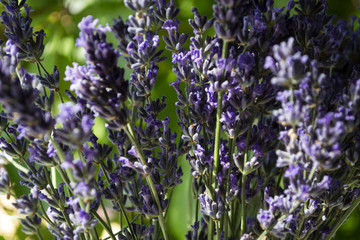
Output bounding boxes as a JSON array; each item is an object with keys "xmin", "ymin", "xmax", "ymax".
[{"xmin": 0, "ymin": 0, "xmax": 359, "ymax": 240}]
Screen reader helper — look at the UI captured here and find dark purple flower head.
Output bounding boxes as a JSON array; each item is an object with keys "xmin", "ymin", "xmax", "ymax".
[
  {"xmin": 13, "ymin": 186, "xmax": 39, "ymax": 215},
  {"xmin": 0, "ymin": 1, "xmax": 45, "ymax": 61},
  {"xmin": 162, "ymin": 19, "xmax": 180, "ymax": 32},
  {"xmin": 237, "ymin": 52, "xmax": 255, "ymax": 74},
  {"xmin": 250, "ymin": 9, "xmax": 267, "ymax": 32},
  {"xmin": 0, "ymin": 0, "xmax": 26, "ymax": 13},
  {"xmin": 66, "ymin": 15, "xmax": 129, "ymax": 129},
  {"xmin": 124, "ymin": 0, "xmax": 154, "ymax": 12},
  {"xmin": 0, "ymin": 55, "xmax": 54, "ymax": 139},
  {"xmin": 198, "ymin": 193, "xmax": 225, "ymax": 220}
]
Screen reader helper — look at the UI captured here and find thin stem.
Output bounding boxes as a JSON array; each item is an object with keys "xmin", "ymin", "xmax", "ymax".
[
  {"xmin": 118, "ymin": 199, "xmax": 138, "ymax": 240},
  {"xmin": 213, "ymin": 91, "xmax": 224, "ymax": 187},
  {"xmin": 225, "ymin": 138, "xmax": 234, "ymax": 240},
  {"xmin": 131, "ymin": 102, "xmax": 137, "ymax": 126},
  {"xmin": 120, "ymin": 210, "xmax": 123, "ymax": 230},
  {"xmin": 231, "ymin": 200, "xmax": 237, "ymax": 237},
  {"xmin": 103, "ymin": 215, "xmax": 140, "ymax": 240},
  {"xmin": 212, "ymin": 40, "xmax": 228, "ymax": 187},
  {"xmin": 22, "ymin": 157, "xmax": 36, "ymax": 175},
  {"xmin": 57, "ymin": 91, "xmax": 65, "ymax": 103},
  {"xmin": 294, "ymin": 213, "xmax": 305, "ymax": 239},
  {"xmin": 208, "ymin": 220, "xmax": 214, "ymax": 240},
  {"xmin": 49, "ymin": 137, "xmax": 66, "ymax": 162},
  {"xmin": 50, "ymin": 136, "xmax": 75, "ymax": 191},
  {"xmin": 4, "ymin": 130, "xmax": 14, "ymax": 143},
  {"xmin": 35, "ymin": 58, "xmax": 52, "ymax": 77},
  {"xmin": 195, "ymin": 196, "xmax": 199, "ymax": 224},
  {"xmin": 324, "ymin": 196, "xmax": 360, "ymax": 240},
  {"xmin": 2, "ymin": 153, "xmax": 28, "ymax": 173},
  {"xmin": 164, "ymin": 188, "xmax": 174, "ymax": 218},
  {"xmin": 36, "ymin": 229, "xmax": 44, "ymax": 240},
  {"xmin": 39, "ymin": 201, "xmax": 57, "ymax": 230},
  {"xmin": 100, "ymin": 162, "xmax": 137, "ymax": 239},
  {"xmin": 125, "ymin": 123, "xmax": 169, "ymax": 240},
  {"xmin": 216, "ymin": 221, "xmax": 221, "ymax": 240},
  {"xmin": 92, "ymin": 211, "xmax": 117, "ymax": 240},
  {"xmin": 84, "ymin": 232, "xmax": 90, "ymax": 240},
  {"xmin": 35, "ymin": 61, "xmax": 48, "ymax": 97},
  {"xmin": 240, "ymin": 114, "xmax": 254, "ymax": 237},
  {"xmin": 308, "ymin": 165, "xmax": 317, "ymax": 182},
  {"xmin": 100, "ymin": 199, "xmax": 112, "ymax": 233},
  {"xmin": 51, "ymin": 166, "xmax": 57, "ymax": 189},
  {"xmin": 44, "ymin": 167, "xmax": 73, "ymax": 229},
  {"xmin": 100, "ymin": 162, "xmax": 111, "ymax": 184},
  {"xmin": 155, "ymin": 219, "xmax": 160, "ymax": 240},
  {"xmin": 56, "ymin": 166, "xmax": 73, "ymax": 194},
  {"xmin": 90, "ymin": 228, "xmax": 99, "ymax": 240}
]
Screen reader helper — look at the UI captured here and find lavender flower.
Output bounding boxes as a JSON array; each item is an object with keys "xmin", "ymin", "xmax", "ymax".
[
  {"xmin": 0, "ymin": 0, "xmax": 359, "ymax": 240},
  {"xmin": 13, "ymin": 186, "xmax": 39, "ymax": 215},
  {"xmin": 0, "ymin": 0, "xmax": 45, "ymax": 61}
]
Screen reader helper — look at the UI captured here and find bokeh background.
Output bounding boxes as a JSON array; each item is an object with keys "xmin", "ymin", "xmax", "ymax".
[{"xmin": 0, "ymin": 0, "xmax": 359, "ymax": 239}]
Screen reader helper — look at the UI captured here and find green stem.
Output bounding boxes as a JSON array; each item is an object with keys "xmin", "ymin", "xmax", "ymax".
[
  {"xmin": 100, "ymin": 199, "xmax": 112, "ymax": 233},
  {"xmin": 2, "ymin": 153, "xmax": 27, "ymax": 173},
  {"xmin": 118, "ymin": 199, "xmax": 137, "ymax": 240},
  {"xmin": 212, "ymin": 40, "xmax": 228, "ymax": 186},
  {"xmin": 208, "ymin": 220, "xmax": 214, "ymax": 240},
  {"xmin": 125, "ymin": 123, "xmax": 169, "ymax": 240},
  {"xmin": 100, "ymin": 155, "xmax": 137, "ymax": 239},
  {"xmin": 35, "ymin": 58, "xmax": 52, "ymax": 77},
  {"xmin": 216, "ymin": 221, "xmax": 221, "ymax": 240},
  {"xmin": 324, "ymin": 197, "xmax": 360, "ymax": 240},
  {"xmin": 36, "ymin": 229, "xmax": 44, "ymax": 240},
  {"xmin": 103, "ymin": 215, "xmax": 140, "ymax": 240},
  {"xmin": 50, "ymin": 136, "xmax": 75, "ymax": 190},
  {"xmin": 231, "ymin": 200, "xmax": 238, "ymax": 237},
  {"xmin": 4, "ymin": 130, "xmax": 14, "ymax": 143},
  {"xmin": 194, "ymin": 197, "xmax": 199, "ymax": 239},
  {"xmin": 92, "ymin": 211, "xmax": 116, "ymax": 240},
  {"xmin": 49, "ymin": 137, "xmax": 66, "ymax": 162},
  {"xmin": 39, "ymin": 201, "xmax": 58, "ymax": 231},
  {"xmin": 57, "ymin": 91, "xmax": 64, "ymax": 103},
  {"xmin": 84, "ymin": 232, "xmax": 90, "ymax": 240},
  {"xmin": 240, "ymin": 115, "xmax": 254, "ymax": 237},
  {"xmin": 225, "ymin": 138, "xmax": 234, "ymax": 240},
  {"xmin": 56, "ymin": 166, "xmax": 73, "ymax": 194},
  {"xmin": 51, "ymin": 166, "xmax": 57, "ymax": 189},
  {"xmin": 90, "ymin": 228, "xmax": 99, "ymax": 240},
  {"xmin": 44, "ymin": 167, "xmax": 73, "ymax": 230},
  {"xmin": 213, "ymin": 91, "xmax": 224, "ymax": 186},
  {"xmin": 164, "ymin": 188, "xmax": 174, "ymax": 218},
  {"xmin": 100, "ymin": 162, "xmax": 111, "ymax": 183}
]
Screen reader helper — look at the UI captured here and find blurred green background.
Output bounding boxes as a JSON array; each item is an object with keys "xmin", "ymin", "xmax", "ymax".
[{"xmin": 0, "ymin": 0, "xmax": 359, "ymax": 239}]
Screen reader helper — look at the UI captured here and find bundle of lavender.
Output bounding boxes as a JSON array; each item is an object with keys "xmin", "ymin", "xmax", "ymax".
[{"xmin": 0, "ymin": 0, "xmax": 359, "ymax": 239}]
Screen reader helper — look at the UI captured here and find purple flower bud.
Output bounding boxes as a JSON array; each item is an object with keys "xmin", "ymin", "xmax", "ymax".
[
  {"xmin": 257, "ymin": 209, "xmax": 274, "ymax": 228},
  {"xmin": 162, "ymin": 19, "xmax": 180, "ymax": 31}
]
